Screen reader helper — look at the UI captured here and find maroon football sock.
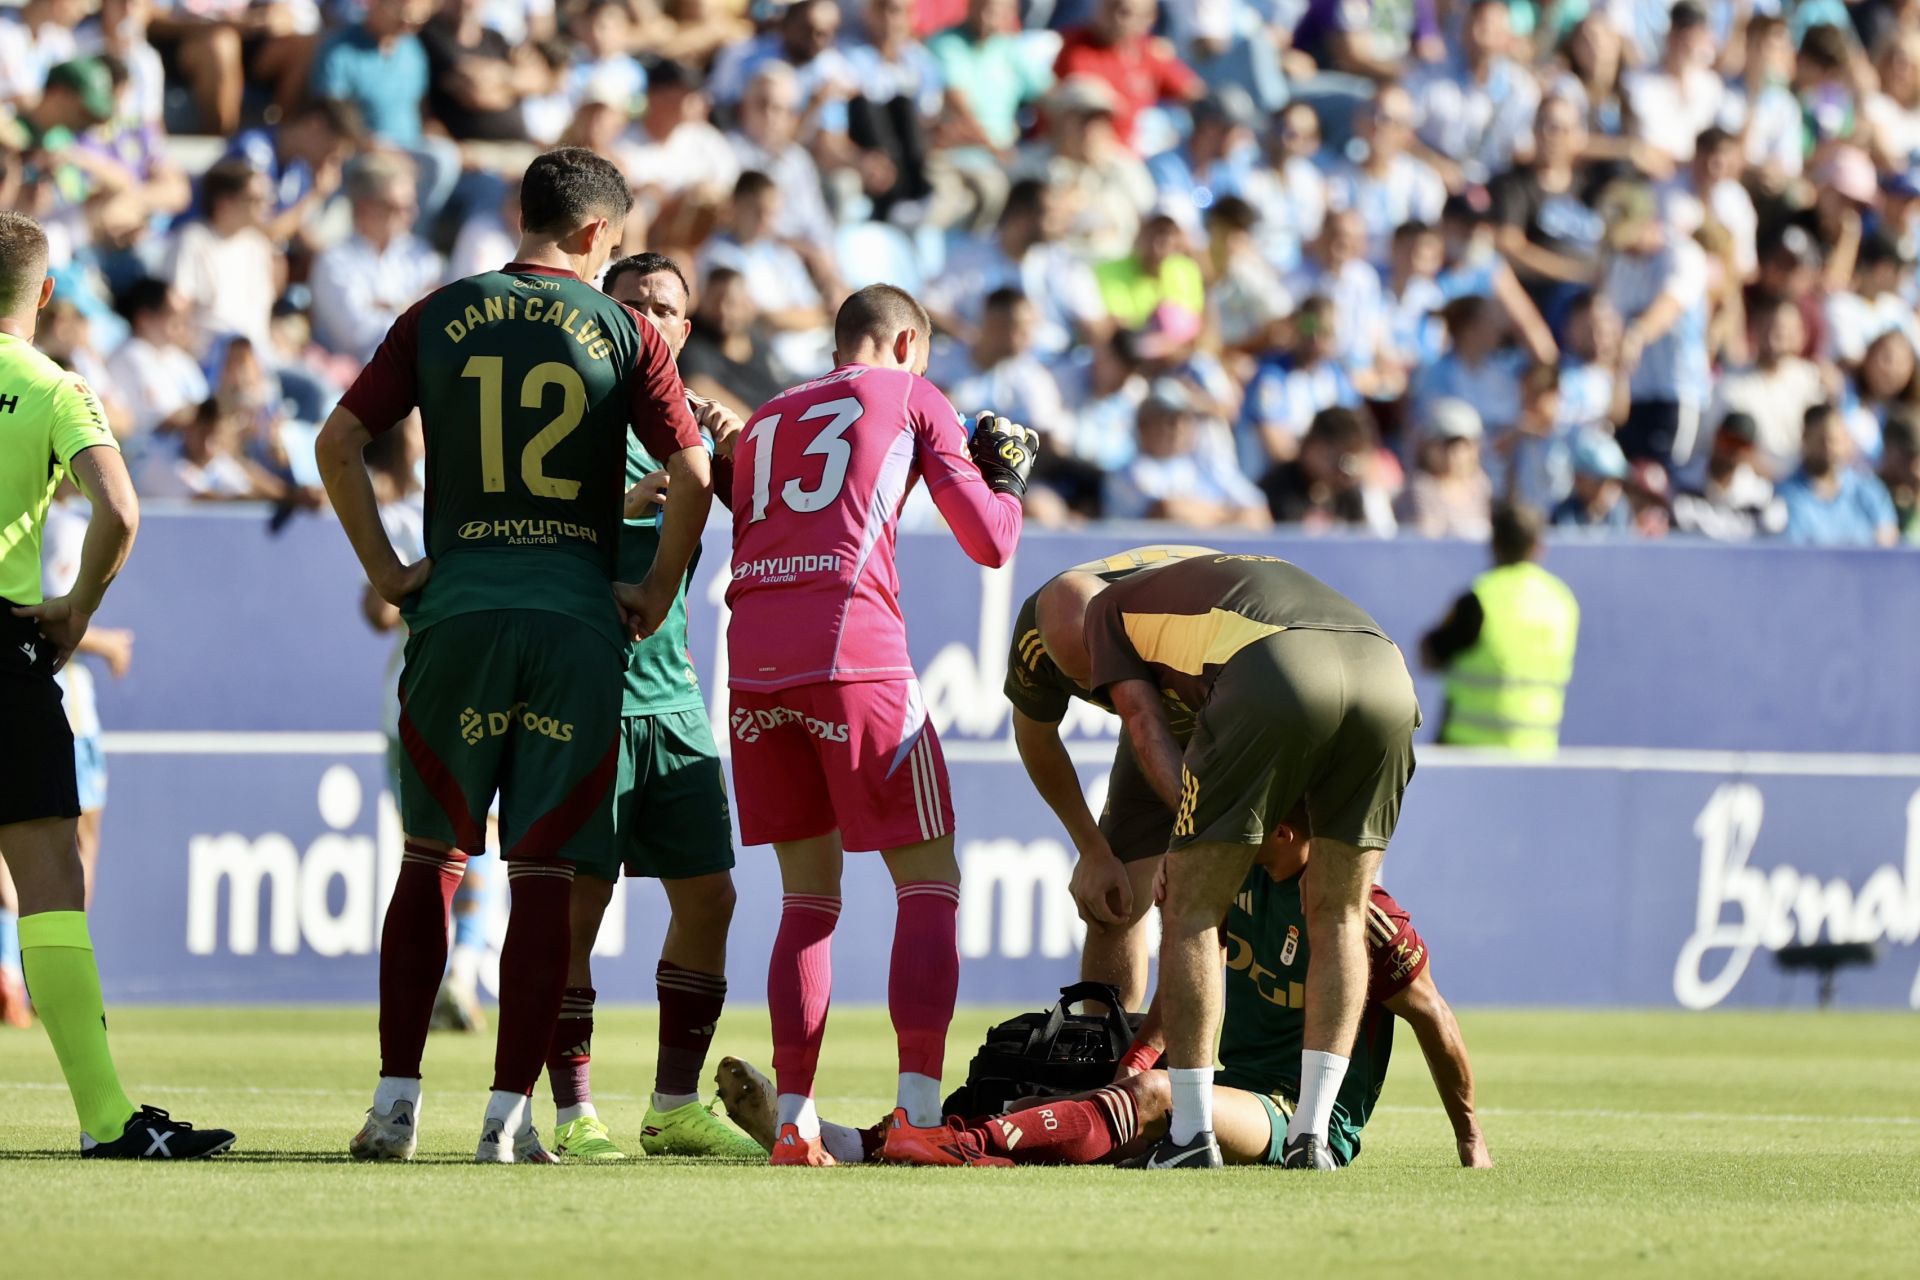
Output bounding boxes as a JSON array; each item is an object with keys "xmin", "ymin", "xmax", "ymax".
[
  {"xmin": 546, "ymin": 986, "xmax": 595, "ymax": 1109},
  {"xmin": 768, "ymin": 894, "xmax": 840, "ymax": 1099},
  {"xmin": 889, "ymin": 882, "xmax": 960, "ymax": 1078},
  {"xmin": 655, "ymin": 961, "xmax": 726, "ymax": 1099},
  {"xmin": 378, "ymin": 842, "xmax": 467, "ymax": 1079},
  {"xmin": 491, "ymin": 860, "xmax": 573, "ymax": 1096},
  {"xmin": 978, "ymin": 1087, "xmax": 1138, "ymax": 1165}
]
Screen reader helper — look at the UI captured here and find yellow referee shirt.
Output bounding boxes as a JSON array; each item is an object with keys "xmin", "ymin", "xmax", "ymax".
[{"xmin": 0, "ymin": 332, "xmax": 117, "ymax": 606}]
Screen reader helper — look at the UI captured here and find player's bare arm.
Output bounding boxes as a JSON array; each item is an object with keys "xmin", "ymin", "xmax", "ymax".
[
  {"xmin": 1011, "ymin": 709, "xmax": 1130, "ymax": 925},
  {"xmin": 1107, "ymin": 678, "xmax": 1184, "ymax": 812},
  {"xmin": 1383, "ymin": 967, "xmax": 1492, "ymax": 1168},
  {"xmin": 316, "ymin": 407, "xmax": 432, "ymax": 607},
  {"xmin": 11, "ymin": 445, "xmax": 138, "ymax": 672}
]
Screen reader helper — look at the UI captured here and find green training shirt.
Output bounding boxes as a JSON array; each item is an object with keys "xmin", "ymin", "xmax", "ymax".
[
  {"xmin": 617, "ymin": 431, "xmax": 706, "ymax": 717},
  {"xmin": 0, "ymin": 333, "xmax": 117, "ymax": 606},
  {"xmin": 1216, "ymin": 868, "xmax": 1429, "ymax": 1165},
  {"xmin": 337, "ymin": 262, "xmax": 700, "ymax": 652}
]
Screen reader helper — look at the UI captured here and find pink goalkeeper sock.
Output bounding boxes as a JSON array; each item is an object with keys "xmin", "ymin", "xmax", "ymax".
[
  {"xmin": 889, "ymin": 881, "xmax": 960, "ymax": 1078},
  {"xmin": 768, "ymin": 894, "xmax": 840, "ymax": 1099}
]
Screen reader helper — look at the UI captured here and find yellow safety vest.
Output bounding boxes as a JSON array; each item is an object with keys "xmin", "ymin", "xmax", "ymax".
[{"xmin": 1442, "ymin": 562, "xmax": 1580, "ymax": 754}]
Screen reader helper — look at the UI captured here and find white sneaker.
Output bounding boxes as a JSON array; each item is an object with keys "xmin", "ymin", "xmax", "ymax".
[
  {"xmin": 350, "ymin": 1098, "xmax": 419, "ymax": 1162},
  {"xmin": 515, "ymin": 1124, "xmax": 559, "ymax": 1164},
  {"xmin": 473, "ymin": 1095, "xmax": 559, "ymax": 1164}
]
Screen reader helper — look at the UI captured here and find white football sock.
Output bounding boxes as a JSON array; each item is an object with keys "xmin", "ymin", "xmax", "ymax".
[
  {"xmin": 776, "ymin": 1093, "xmax": 819, "ymax": 1140},
  {"xmin": 1286, "ymin": 1050, "xmax": 1350, "ymax": 1143},
  {"xmin": 1167, "ymin": 1067, "xmax": 1213, "ymax": 1144},
  {"xmin": 819, "ymin": 1120, "xmax": 868, "ymax": 1164},
  {"xmin": 374, "ymin": 1076, "xmax": 421, "ymax": 1116},
  {"xmin": 556, "ymin": 1102, "xmax": 596, "ymax": 1126},
  {"xmin": 651, "ymin": 1091, "xmax": 700, "ymax": 1113},
  {"xmin": 896, "ymin": 1072, "xmax": 942, "ymax": 1127},
  {"xmin": 484, "ymin": 1090, "xmax": 530, "ymax": 1140}
]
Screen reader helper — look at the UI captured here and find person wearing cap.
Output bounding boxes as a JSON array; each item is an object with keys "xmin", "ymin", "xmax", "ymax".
[
  {"xmin": 1052, "ymin": 0, "xmax": 1202, "ymax": 155},
  {"xmin": 1551, "ymin": 429, "xmax": 1632, "ymax": 529},
  {"xmin": 1396, "ymin": 397, "xmax": 1493, "ymax": 539},
  {"xmin": 1777, "ymin": 403, "xmax": 1901, "ymax": 547},
  {"xmin": 1703, "ymin": 293, "xmax": 1824, "ymax": 476},
  {"xmin": 18, "ymin": 58, "xmax": 116, "ymax": 159},
  {"xmin": 1105, "ymin": 378, "xmax": 1269, "ymax": 527},
  {"xmin": 1095, "ymin": 210, "xmax": 1205, "ymax": 330},
  {"xmin": 1404, "ymin": 0, "xmax": 1539, "ymax": 187},
  {"xmin": 1597, "ymin": 177, "xmax": 1711, "ymax": 471},
  {"xmin": 1420, "ymin": 501, "xmax": 1579, "ymax": 755},
  {"xmin": 1671, "ymin": 411, "xmax": 1786, "ymax": 540}
]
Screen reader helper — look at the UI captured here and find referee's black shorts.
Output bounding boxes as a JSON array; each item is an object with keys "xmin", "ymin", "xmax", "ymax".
[{"xmin": 0, "ymin": 601, "xmax": 80, "ymax": 826}]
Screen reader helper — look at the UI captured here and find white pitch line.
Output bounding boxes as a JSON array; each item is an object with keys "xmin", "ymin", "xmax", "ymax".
[{"xmin": 1, "ymin": 1082, "xmax": 1915, "ymax": 1129}]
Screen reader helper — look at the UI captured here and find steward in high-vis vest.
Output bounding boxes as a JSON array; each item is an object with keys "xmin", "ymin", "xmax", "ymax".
[{"xmin": 1420, "ymin": 503, "xmax": 1579, "ymax": 754}]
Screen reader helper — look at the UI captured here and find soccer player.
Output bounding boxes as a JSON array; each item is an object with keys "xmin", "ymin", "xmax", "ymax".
[
  {"xmin": 734, "ymin": 821, "xmax": 1491, "ymax": 1170},
  {"xmin": 540, "ymin": 252, "xmax": 760, "ymax": 1162},
  {"xmin": 316, "ymin": 148, "xmax": 708, "ymax": 1164},
  {"xmin": 1006, "ymin": 545, "xmax": 1216, "ymax": 1011},
  {"xmin": 1035, "ymin": 552, "xmax": 1421, "ymax": 1169},
  {"xmin": 0, "ymin": 209, "xmax": 233, "ymax": 1157},
  {"xmin": 726, "ymin": 284, "xmax": 1038, "ymax": 1166}
]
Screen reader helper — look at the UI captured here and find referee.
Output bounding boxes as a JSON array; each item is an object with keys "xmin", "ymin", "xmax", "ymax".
[{"xmin": 0, "ymin": 212, "xmax": 232, "ymax": 1158}]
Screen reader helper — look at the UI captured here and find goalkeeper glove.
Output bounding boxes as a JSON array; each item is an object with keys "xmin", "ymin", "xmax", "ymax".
[{"xmin": 969, "ymin": 412, "xmax": 1041, "ymax": 498}]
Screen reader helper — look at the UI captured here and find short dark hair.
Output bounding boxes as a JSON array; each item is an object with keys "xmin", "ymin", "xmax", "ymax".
[
  {"xmin": 733, "ymin": 169, "xmax": 777, "ymax": 202},
  {"xmin": 983, "ymin": 286, "xmax": 1028, "ymax": 315},
  {"xmin": 834, "ymin": 283, "xmax": 930, "ymax": 352},
  {"xmin": 1305, "ymin": 404, "xmax": 1376, "ymax": 451},
  {"xmin": 1491, "ymin": 501, "xmax": 1545, "ymax": 564},
  {"xmin": 202, "ymin": 158, "xmax": 258, "ymax": 210},
  {"xmin": 520, "ymin": 146, "xmax": 633, "ymax": 237},
  {"xmin": 1804, "ymin": 401, "xmax": 1839, "ymax": 433},
  {"xmin": 604, "ymin": 251, "xmax": 688, "ymax": 298},
  {"xmin": 1669, "ymin": 1, "xmax": 1708, "ymax": 31},
  {"xmin": 1205, "ymin": 194, "xmax": 1259, "ymax": 233},
  {"xmin": 117, "ymin": 274, "xmax": 174, "ymax": 323},
  {"xmin": 0, "ymin": 211, "xmax": 49, "ymax": 312},
  {"xmin": 291, "ymin": 97, "xmax": 366, "ymax": 143},
  {"xmin": 1001, "ymin": 177, "xmax": 1048, "ymax": 225},
  {"xmin": 1800, "ymin": 22, "xmax": 1851, "ymax": 69}
]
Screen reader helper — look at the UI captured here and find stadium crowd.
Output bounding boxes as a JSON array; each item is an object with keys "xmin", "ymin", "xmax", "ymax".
[{"xmin": 9, "ymin": 0, "xmax": 1920, "ymax": 546}]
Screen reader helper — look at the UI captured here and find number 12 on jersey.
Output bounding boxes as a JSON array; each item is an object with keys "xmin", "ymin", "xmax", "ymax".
[
  {"xmin": 461, "ymin": 354, "xmax": 588, "ymax": 500},
  {"xmin": 746, "ymin": 395, "xmax": 864, "ymax": 522}
]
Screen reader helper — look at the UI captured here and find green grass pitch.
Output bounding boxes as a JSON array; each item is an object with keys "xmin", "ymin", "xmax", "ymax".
[{"xmin": 3, "ymin": 1007, "xmax": 1917, "ymax": 1278}]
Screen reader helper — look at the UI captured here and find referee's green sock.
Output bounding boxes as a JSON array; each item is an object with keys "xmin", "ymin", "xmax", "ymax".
[{"xmin": 20, "ymin": 911, "xmax": 136, "ymax": 1142}]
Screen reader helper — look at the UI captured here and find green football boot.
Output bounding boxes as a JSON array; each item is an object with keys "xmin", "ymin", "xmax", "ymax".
[
  {"xmin": 553, "ymin": 1114, "xmax": 628, "ymax": 1161},
  {"xmin": 640, "ymin": 1098, "xmax": 767, "ymax": 1159}
]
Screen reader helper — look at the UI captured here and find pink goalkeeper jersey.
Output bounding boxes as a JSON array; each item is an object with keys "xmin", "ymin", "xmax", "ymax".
[{"xmin": 726, "ymin": 363, "xmax": 1024, "ymax": 690}]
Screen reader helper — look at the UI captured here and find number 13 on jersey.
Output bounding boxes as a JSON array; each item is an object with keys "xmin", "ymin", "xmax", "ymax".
[{"xmin": 745, "ymin": 395, "xmax": 864, "ymax": 522}]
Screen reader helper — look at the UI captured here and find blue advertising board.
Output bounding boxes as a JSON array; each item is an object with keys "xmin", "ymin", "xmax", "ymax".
[{"xmin": 67, "ymin": 510, "xmax": 1920, "ymax": 1009}]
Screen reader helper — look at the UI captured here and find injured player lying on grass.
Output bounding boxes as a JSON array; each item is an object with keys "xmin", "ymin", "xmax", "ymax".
[{"xmin": 713, "ymin": 817, "xmax": 1492, "ymax": 1169}]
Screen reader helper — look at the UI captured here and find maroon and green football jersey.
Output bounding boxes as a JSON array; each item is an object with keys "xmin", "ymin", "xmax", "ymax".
[{"xmin": 340, "ymin": 262, "xmax": 700, "ymax": 650}]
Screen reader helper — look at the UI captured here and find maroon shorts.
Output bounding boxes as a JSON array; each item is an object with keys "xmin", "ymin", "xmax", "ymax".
[{"xmin": 729, "ymin": 679, "xmax": 953, "ymax": 852}]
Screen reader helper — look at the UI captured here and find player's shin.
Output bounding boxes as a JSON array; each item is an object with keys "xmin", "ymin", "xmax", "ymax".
[
  {"xmin": 18, "ymin": 910, "xmax": 135, "ymax": 1141},
  {"xmin": 379, "ymin": 842, "xmax": 468, "ymax": 1079},
  {"xmin": 982, "ymin": 1087, "xmax": 1142, "ymax": 1165},
  {"xmin": 547, "ymin": 986, "xmax": 596, "ymax": 1123},
  {"xmin": 492, "ymin": 860, "xmax": 574, "ymax": 1098},
  {"xmin": 655, "ymin": 961, "xmax": 726, "ymax": 1108},
  {"xmin": 889, "ymin": 880, "xmax": 960, "ymax": 1126},
  {"xmin": 768, "ymin": 893, "xmax": 840, "ymax": 1138}
]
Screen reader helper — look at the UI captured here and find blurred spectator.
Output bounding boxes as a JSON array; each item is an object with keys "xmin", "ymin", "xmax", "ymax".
[
  {"xmin": 446, "ymin": 175, "xmax": 519, "ymax": 280},
  {"xmin": 1285, "ymin": 208, "xmax": 1385, "ymax": 386},
  {"xmin": 214, "ymin": 99, "xmax": 357, "ymax": 249},
  {"xmin": 1687, "ymin": 127, "xmax": 1757, "ymax": 282},
  {"xmin": 679, "ymin": 265, "xmax": 789, "ymax": 418},
  {"xmin": 1326, "ymin": 84, "xmax": 1446, "ymax": 267},
  {"xmin": 942, "ymin": 287, "xmax": 1072, "ymax": 452},
  {"xmin": 1272, "ymin": 101, "xmax": 1328, "ymax": 255},
  {"xmin": 1145, "ymin": 87, "xmax": 1275, "ymax": 230},
  {"xmin": 1704, "ymin": 294, "xmax": 1825, "ymax": 476},
  {"xmin": 1745, "ymin": 226, "xmax": 1829, "ymax": 360},
  {"xmin": 727, "ymin": 62, "xmax": 835, "ymax": 249},
  {"xmin": 1096, "ymin": 210, "xmax": 1202, "ymax": 329},
  {"xmin": 841, "ymin": 0, "xmax": 945, "ymax": 223},
  {"xmin": 1058, "ymin": 327, "xmax": 1147, "ymax": 473},
  {"xmin": 134, "ymin": 394, "xmax": 291, "ymax": 501},
  {"xmin": 1052, "ymin": 0, "xmax": 1200, "ymax": 154},
  {"xmin": 1777, "ymin": 404, "xmax": 1900, "ymax": 546},
  {"xmin": 1622, "ymin": 1, "xmax": 1721, "ymax": 168},
  {"xmin": 1105, "ymin": 379, "xmax": 1269, "ymax": 527},
  {"xmin": 707, "ymin": 0, "xmax": 856, "ymax": 130},
  {"xmin": 620, "ymin": 59, "xmax": 737, "ymax": 228},
  {"xmin": 1379, "ymin": 220, "xmax": 1444, "ymax": 387},
  {"xmin": 0, "ymin": 0, "xmax": 84, "ymax": 109},
  {"xmin": 1413, "ymin": 295, "xmax": 1528, "ymax": 440},
  {"xmin": 1397, "ymin": 397, "xmax": 1494, "ymax": 540},
  {"xmin": 1204, "ymin": 193, "xmax": 1292, "ymax": 355},
  {"xmin": 1848, "ymin": 330, "xmax": 1920, "ymax": 465},
  {"xmin": 106, "ymin": 276, "xmax": 207, "ymax": 445},
  {"xmin": 1261, "ymin": 404, "xmax": 1397, "ymax": 533},
  {"xmin": 314, "ymin": 0, "xmax": 434, "ymax": 151},
  {"xmin": 927, "ymin": 176, "xmax": 1105, "ymax": 357},
  {"xmin": 700, "ymin": 169, "xmax": 832, "ymax": 377},
  {"xmin": 1722, "ymin": 14, "xmax": 1801, "ymax": 186},
  {"xmin": 310, "ymin": 155, "xmax": 442, "ymax": 363},
  {"xmin": 1492, "ymin": 94, "xmax": 1602, "ymax": 312},
  {"xmin": 1239, "ymin": 294, "xmax": 1357, "ymax": 478},
  {"xmin": 1879, "ymin": 412, "xmax": 1920, "ymax": 541},
  {"xmin": 420, "ymin": 0, "xmax": 546, "ymax": 142},
  {"xmin": 1827, "ymin": 231, "xmax": 1920, "ymax": 366},
  {"xmin": 928, "ymin": 0, "xmax": 1051, "ymax": 157},
  {"xmin": 1672, "ymin": 412, "xmax": 1785, "ymax": 540},
  {"xmin": 1293, "ymin": 0, "xmax": 1438, "ymax": 82},
  {"xmin": 1406, "ymin": 0, "xmax": 1537, "ymax": 188},
  {"xmin": 1177, "ymin": 0, "xmax": 1284, "ymax": 116},
  {"xmin": 1017, "ymin": 73, "xmax": 1154, "ymax": 258},
  {"xmin": 1598, "ymin": 179, "xmax": 1710, "ymax": 470},
  {"xmin": 1552, "ymin": 431, "xmax": 1631, "ymax": 530},
  {"xmin": 1503, "ymin": 362, "xmax": 1572, "ymax": 511},
  {"xmin": 164, "ymin": 157, "xmax": 279, "ymax": 352},
  {"xmin": 1554, "ymin": 293, "xmax": 1626, "ymax": 437}
]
